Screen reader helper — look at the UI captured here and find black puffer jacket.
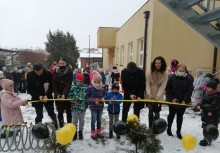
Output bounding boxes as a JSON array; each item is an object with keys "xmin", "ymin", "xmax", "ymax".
[
  {"xmin": 121, "ymin": 68, "xmax": 146, "ymax": 98},
  {"xmin": 166, "ymin": 75, "xmax": 193, "ymax": 105},
  {"xmin": 198, "ymin": 91, "xmax": 220, "ymax": 125}
]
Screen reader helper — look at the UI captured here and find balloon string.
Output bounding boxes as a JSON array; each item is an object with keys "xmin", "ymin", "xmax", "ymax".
[{"xmin": 28, "ymin": 99, "xmax": 193, "ymax": 107}]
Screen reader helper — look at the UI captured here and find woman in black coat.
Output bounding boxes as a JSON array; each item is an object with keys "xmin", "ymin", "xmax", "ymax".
[
  {"xmin": 53, "ymin": 57, "xmax": 73, "ymax": 128},
  {"xmin": 166, "ymin": 64, "xmax": 193, "ymax": 139}
]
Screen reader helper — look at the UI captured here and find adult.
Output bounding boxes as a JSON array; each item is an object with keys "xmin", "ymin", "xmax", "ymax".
[
  {"xmin": 146, "ymin": 56, "xmax": 168, "ymax": 128},
  {"xmin": 167, "ymin": 59, "xmax": 179, "ymax": 75},
  {"xmin": 53, "ymin": 57, "xmax": 73, "ymax": 128},
  {"xmin": 49, "ymin": 61, "xmax": 57, "ymax": 73},
  {"xmin": 192, "ymin": 69, "xmax": 204, "ymax": 112},
  {"xmin": 83, "ymin": 63, "xmax": 91, "ymax": 74},
  {"xmin": 111, "ymin": 66, "xmax": 120, "ymax": 84},
  {"xmin": 99, "ymin": 68, "xmax": 106, "ymax": 85},
  {"xmin": 166, "ymin": 64, "xmax": 193, "ymax": 139},
  {"xmin": 27, "ymin": 63, "xmax": 58, "ymax": 129},
  {"xmin": 121, "ymin": 62, "xmax": 146, "ymax": 122}
]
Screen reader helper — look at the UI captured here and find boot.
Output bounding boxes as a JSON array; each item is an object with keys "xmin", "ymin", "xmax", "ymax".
[
  {"xmin": 73, "ymin": 131, "xmax": 77, "ymax": 140},
  {"xmin": 199, "ymin": 138, "xmax": 209, "ymax": 146},
  {"xmin": 167, "ymin": 115, "xmax": 174, "ymax": 137},
  {"xmin": 79, "ymin": 130, "xmax": 83, "ymax": 140},
  {"xmin": 97, "ymin": 128, "xmax": 104, "ymax": 138},
  {"xmin": 176, "ymin": 131, "xmax": 182, "ymax": 139},
  {"xmin": 109, "ymin": 130, "xmax": 113, "ymax": 139},
  {"xmin": 116, "ymin": 135, "xmax": 121, "ymax": 139},
  {"xmin": 91, "ymin": 130, "xmax": 97, "ymax": 140},
  {"xmin": 167, "ymin": 128, "xmax": 173, "ymax": 137}
]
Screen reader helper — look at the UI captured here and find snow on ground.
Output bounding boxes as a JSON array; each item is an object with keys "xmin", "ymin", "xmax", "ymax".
[{"xmin": 10, "ymin": 93, "xmax": 220, "ymax": 153}]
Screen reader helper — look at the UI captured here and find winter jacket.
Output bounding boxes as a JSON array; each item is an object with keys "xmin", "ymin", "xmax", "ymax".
[
  {"xmin": 85, "ymin": 84, "xmax": 107, "ymax": 110},
  {"xmin": 105, "ymin": 73, "xmax": 111, "ymax": 85},
  {"xmin": 166, "ymin": 75, "xmax": 193, "ymax": 106},
  {"xmin": 27, "ymin": 70, "xmax": 53, "ymax": 107},
  {"xmin": 111, "ymin": 71, "xmax": 120, "ymax": 84},
  {"xmin": 121, "ymin": 68, "xmax": 146, "ymax": 98},
  {"xmin": 84, "ymin": 73, "xmax": 90, "ymax": 86},
  {"xmin": 53, "ymin": 66, "xmax": 73, "ymax": 98},
  {"xmin": 105, "ymin": 92, "xmax": 123, "ymax": 113},
  {"xmin": 67, "ymin": 83, "xmax": 88, "ymax": 112},
  {"xmin": 146, "ymin": 70, "xmax": 168, "ymax": 100},
  {"xmin": 100, "ymin": 72, "xmax": 106, "ymax": 85},
  {"xmin": 0, "ymin": 90, "xmax": 25, "ymax": 125},
  {"xmin": 192, "ymin": 75, "xmax": 204, "ymax": 99},
  {"xmin": 198, "ymin": 91, "xmax": 220, "ymax": 125}
]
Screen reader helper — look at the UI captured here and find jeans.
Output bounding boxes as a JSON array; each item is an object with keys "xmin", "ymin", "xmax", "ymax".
[
  {"xmin": 91, "ymin": 109, "xmax": 103, "ymax": 131},
  {"xmin": 72, "ymin": 111, "xmax": 85, "ymax": 131},
  {"xmin": 109, "ymin": 113, "xmax": 119, "ymax": 130}
]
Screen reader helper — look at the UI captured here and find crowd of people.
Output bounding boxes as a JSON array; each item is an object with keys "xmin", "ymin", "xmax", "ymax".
[{"xmin": 0, "ymin": 56, "xmax": 219, "ymax": 147}]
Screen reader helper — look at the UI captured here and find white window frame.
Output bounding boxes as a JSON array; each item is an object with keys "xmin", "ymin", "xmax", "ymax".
[
  {"xmin": 139, "ymin": 39, "xmax": 144, "ymax": 68},
  {"xmin": 121, "ymin": 46, "xmax": 124, "ymax": 65},
  {"xmin": 128, "ymin": 42, "xmax": 133, "ymax": 62}
]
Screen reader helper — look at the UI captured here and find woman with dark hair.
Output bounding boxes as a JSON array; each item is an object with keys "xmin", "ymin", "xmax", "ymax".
[
  {"xmin": 53, "ymin": 57, "xmax": 73, "ymax": 128},
  {"xmin": 166, "ymin": 64, "xmax": 193, "ymax": 139},
  {"xmin": 146, "ymin": 56, "xmax": 168, "ymax": 128}
]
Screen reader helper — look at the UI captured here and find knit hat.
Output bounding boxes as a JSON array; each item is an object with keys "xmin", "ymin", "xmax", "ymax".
[
  {"xmin": 0, "ymin": 79, "xmax": 14, "ymax": 89},
  {"xmin": 206, "ymin": 80, "xmax": 218, "ymax": 90},
  {"xmin": 205, "ymin": 73, "xmax": 213, "ymax": 80},
  {"xmin": 76, "ymin": 72, "xmax": 84, "ymax": 82},
  {"xmin": 92, "ymin": 70, "xmax": 102, "ymax": 82},
  {"xmin": 112, "ymin": 83, "xmax": 120, "ymax": 90},
  {"xmin": 171, "ymin": 59, "xmax": 179, "ymax": 66}
]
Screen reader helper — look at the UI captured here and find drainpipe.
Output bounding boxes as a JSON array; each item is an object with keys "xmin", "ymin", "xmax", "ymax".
[
  {"xmin": 143, "ymin": 11, "xmax": 150, "ymax": 73},
  {"xmin": 212, "ymin": 47, "xmax": 218, "ymax": 74}
]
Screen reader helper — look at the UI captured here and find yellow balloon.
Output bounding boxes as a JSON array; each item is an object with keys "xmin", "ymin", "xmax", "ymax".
[
  {"xmin": 56, "ymin": 127, "xmax": 74, "ymax": 145},
  {"xmin": 64, "ymin": 123, "xmax": 76, "ymax": 136},
  {"xmin": 127, "ymin": 114, "xmax": 139, "ymax": 125},
  {"xmin": 182, "ymin": 134, "xmax": 197, "ymax": 151}
]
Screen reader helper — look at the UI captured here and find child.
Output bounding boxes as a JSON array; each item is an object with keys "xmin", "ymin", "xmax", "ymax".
[
  {"xmin": 0, "ymin": 79, "xmax": 28, "ymax": 132},
  {"xmin": 85, "ymin": 70, "xmax": 107, "ymax": 140},
  {"xmin": 67, "ymin": 72, "xmax": 87, "ymax": 140},
  {"xmin": 201, "ymin": 73, "xmax": 213, "ymax": 98},
  {"xmin": 197, "ymin": 80, "xmax": 220, "ymax": 146},
  {"xmin": 105, "ymin": 83, "xmax": 122, "ymax": 139}
]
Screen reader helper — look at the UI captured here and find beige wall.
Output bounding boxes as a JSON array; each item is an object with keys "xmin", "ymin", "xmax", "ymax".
[
  {"xmin": 102, "ymin": 48, "xmax": 115, "ymax": 71},
  {"xmin": 99, "ymin": 0, "xmax": 220, "ymax": 74},
  {"xmin": 97, "ymin": 27, "xmax": 119, "ymax": 48},
  {"xmin": 115, "ymin": 1, "xmax": 154, "ymax": 72},
  {"xmin": 151, "ymin": 0, "xmax": 218, "ymax": 73}
]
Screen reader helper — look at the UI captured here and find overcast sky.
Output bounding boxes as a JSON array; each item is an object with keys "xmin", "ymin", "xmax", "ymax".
[{"xmin": 0, "ymin": 0, "xmax": 147, "ymax": 50}]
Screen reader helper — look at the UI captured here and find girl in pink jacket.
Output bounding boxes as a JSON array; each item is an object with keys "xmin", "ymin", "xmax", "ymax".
[{"xmin": 0, "ymin": 79, "xmax": 28, "ymax": 125}]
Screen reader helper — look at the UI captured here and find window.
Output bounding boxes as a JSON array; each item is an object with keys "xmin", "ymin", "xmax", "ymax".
[
  {"xmin": 116, "ymin": 48, "xmax": 119, "ymax": 65},
  {"xmin": 118, "ymin": 47, "xmax": 120, "ymax": 65},
  {"xmin": 128, "ymin": 42, "xmax": 133, "ymax": 62},
  {"xmin": 139, "ymin": 39, "xmax": 144, "ymax": 67},
  {"xmin": 121, "ymin": 46, "xmax": 124, "ymax": 65}
]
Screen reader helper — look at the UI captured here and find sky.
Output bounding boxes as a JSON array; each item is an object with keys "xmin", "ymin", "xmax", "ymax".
[{"xmin": 0, "ymin": 0, "xmax": 147, "ymax": 50}]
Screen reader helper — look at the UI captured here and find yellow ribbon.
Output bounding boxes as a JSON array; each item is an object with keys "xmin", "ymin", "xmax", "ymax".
[{"xmin": 28, "ymin": 99, "xmax": 192, "ymax": 107}]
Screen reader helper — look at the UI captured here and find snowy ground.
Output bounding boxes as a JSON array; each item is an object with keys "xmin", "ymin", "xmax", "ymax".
[{"xmin": 3, "ymin": 93, "xmax": 220, "ymax": 153}]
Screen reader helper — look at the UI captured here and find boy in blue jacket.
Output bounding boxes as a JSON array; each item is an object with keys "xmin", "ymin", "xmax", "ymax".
[{"xmin": 105, "ymin": 83, "xmax": 123, "ymax": 139}]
